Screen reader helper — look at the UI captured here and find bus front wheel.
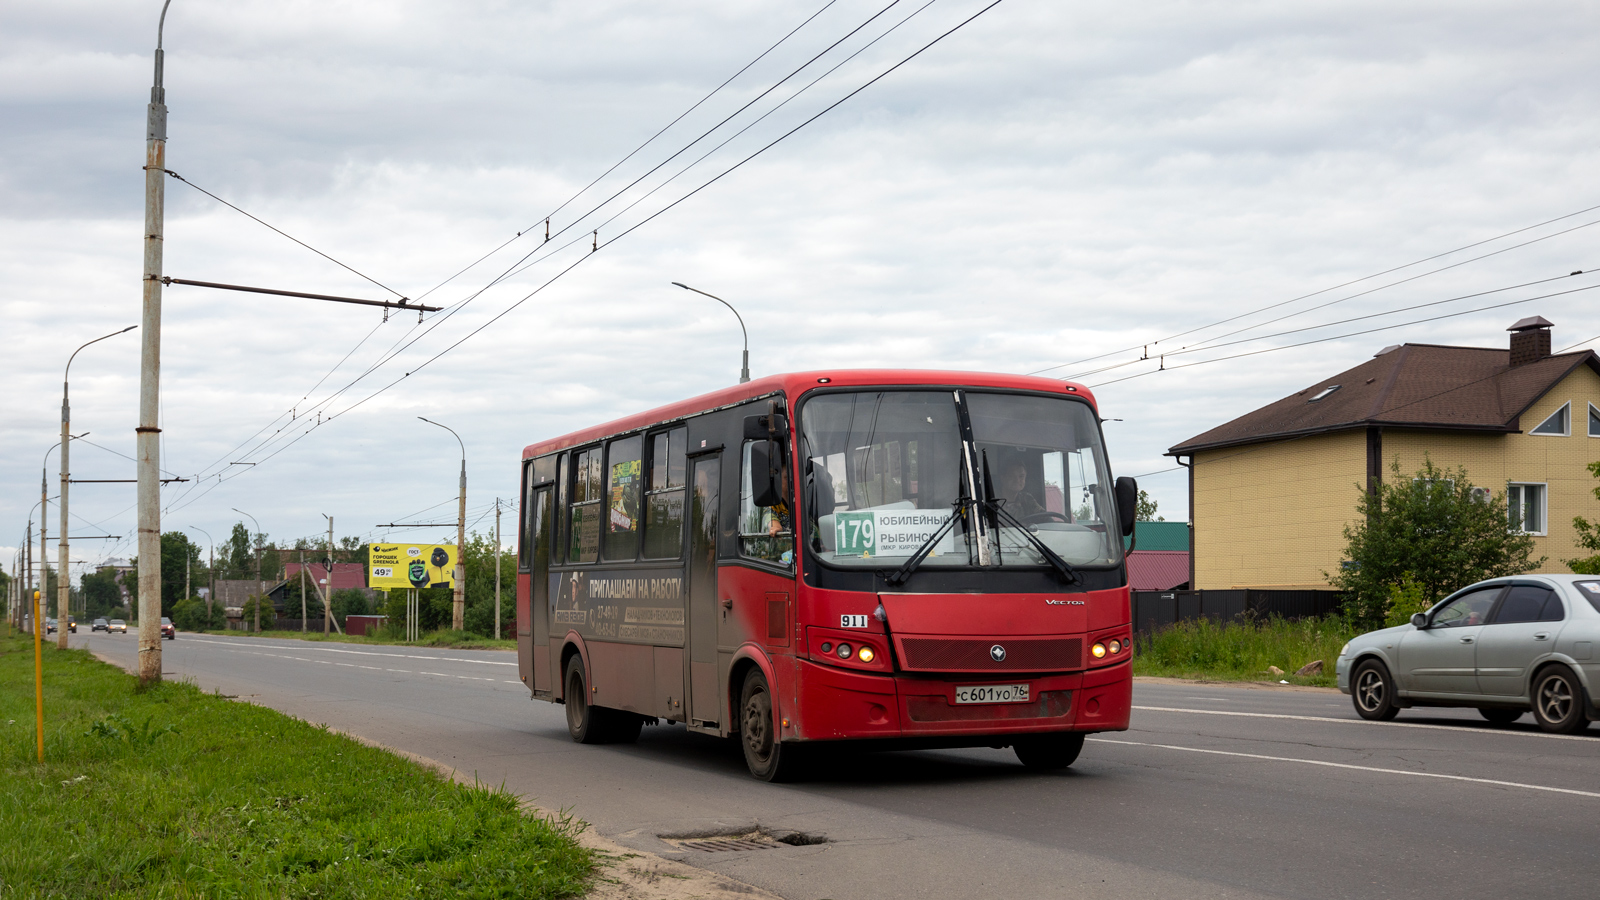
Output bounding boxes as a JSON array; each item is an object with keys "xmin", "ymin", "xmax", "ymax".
[
  {"xmin": 739, "ymin": 670, "xmax": 805, "ymax": 782},
  {"xmin": 564, "ymin": 655, "xmax": 641, "ymax": 744},
  {"xmin": 1013, "ymin": 732, "xmax": 1086, "ymax": 770}
]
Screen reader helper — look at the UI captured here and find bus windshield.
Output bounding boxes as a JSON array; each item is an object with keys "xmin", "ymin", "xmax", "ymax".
[{"xmin": 799, "ymin": 389, "xmax": 1123, "ymax": 570}]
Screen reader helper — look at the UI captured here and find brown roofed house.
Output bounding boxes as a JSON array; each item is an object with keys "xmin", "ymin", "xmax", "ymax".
[{"xmin": 1167, "ymin": 318, "xmax": 1600, "ymax": 591}]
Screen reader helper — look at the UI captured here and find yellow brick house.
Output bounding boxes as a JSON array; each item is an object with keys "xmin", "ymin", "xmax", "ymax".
[{"xmin": 1167, "ymin": 317, "xmax": 1600, "ymax": 590}]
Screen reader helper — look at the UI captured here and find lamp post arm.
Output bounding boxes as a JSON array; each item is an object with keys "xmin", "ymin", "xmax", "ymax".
[{"xmin": 671, "ymin": 282, "xmax": 750, "ymax": 383}]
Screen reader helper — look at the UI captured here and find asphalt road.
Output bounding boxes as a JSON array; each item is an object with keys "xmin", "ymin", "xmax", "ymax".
[{"xmin": 74, "ymin": 631, "xmax": 1600, "ymax": 900}]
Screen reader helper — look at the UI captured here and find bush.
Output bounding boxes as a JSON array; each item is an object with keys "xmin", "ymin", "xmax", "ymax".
[
  {"xmin": 1384, "ymin": 576, "xmax": 1432, "ymax": 629},
  {"xmin": 329, "ymin": 588, "xmax": 370, "ymax": 626},
  {"xmin": 240, "ymin": 595, "xmax": 276, "ymax": 631}
]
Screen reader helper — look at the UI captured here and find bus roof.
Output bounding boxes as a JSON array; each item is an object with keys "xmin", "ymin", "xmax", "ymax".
[{"xmin": 522, "ymin": 369, "xmax": 1096, "ymax": 459}]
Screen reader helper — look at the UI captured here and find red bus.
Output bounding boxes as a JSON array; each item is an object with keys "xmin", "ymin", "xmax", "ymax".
[{"xmin": 516, "ymin": 370, "xmax": 1136, "ymax": 781}]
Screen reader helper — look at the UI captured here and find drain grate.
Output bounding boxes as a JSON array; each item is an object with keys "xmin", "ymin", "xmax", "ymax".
[{"xmin": 676, "ymin": 837, "xmax": 778, "ymax": 853}]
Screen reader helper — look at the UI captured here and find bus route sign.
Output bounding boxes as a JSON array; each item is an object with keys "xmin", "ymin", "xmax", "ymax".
[{"xmin": 834, "ymin": 509, "xmax": 953, "ymax": 557}]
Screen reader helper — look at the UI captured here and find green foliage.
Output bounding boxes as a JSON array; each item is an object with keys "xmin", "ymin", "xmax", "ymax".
[
  {"xmin": 1329, "ymin": 456, "xmax": 1544, "ymax": 626},
  {"xmin": 329, "ymin": 588, "xmax": 370, "ymax": 626},
  {"xmin": 1384, "ymin": 575, "xmax": 1432, "ymax": 629},
  {"xmin": 1133, "ymin": 615, "xmax": 1361, "ymax": 686},
  {"xmin": 0, "ymin": 633, "xmax": 593, "ymax": 897},
  {"xmin": 462, "ymin": 530, "xmax": 516, "ymax": 638},
  {"xmin": 172, "ymin": 597, "xmax": 225, "ymax": 632},
  {"xmin": 1135, "ymin": 489, "xmax": 1163, "ymax": 522},
  {"xmin": 1565, "ymin": 460, "xmax": 1600, "ymax": 575},
  {"xmin": 158, "ymin": 531, "xmax": 205, "ymax": 615},
  {"xmin": 240, "ymin": 594, "xmax": 277, "ymax": 631},
  {"xmin": 79, "ymin": 568, "xmax": 122, "ymax": 618}
]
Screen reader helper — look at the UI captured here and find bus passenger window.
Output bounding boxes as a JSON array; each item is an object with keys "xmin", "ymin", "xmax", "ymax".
[
  {"xmin": 569, "ymin": 447, "xmax": 601, "ymax": 563},
  {"xmin": 644, "ymin": 428, "xmax": 687, "ymax": 559},
  {"xmin": 741, "ymin": 440, "xmax": 793, "ymax": 565},
  {"xmin": 603, "ymin": 436, "xmax": 642, "ymax": 561}
]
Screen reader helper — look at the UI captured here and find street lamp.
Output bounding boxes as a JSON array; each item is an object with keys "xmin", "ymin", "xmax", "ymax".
[
  {"xmin": 231, "ymin": 508, "xmax": 264, "ymax": 633},
  {"xmin": 418, "ymin": 417, "xmax": 467, "ymax": 631},
  {"xmin": 185, "ymin": 525, "xmax": 213, "ymax": 623},
  {"xmin": 59, "ymin": 325, "xmax": 137, "ymax": 648},
  {"xmin": 671, "ymin": 282, "xmax": 750, "ymax": 384}
]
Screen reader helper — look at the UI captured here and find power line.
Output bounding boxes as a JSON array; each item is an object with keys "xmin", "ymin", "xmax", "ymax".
[
  {"xmin": 1087, "ymin": 282, "xmax": 1600, "ymax": 389},
  {"xmin": 1028, "ymin": 200, "xmax": 1600, "ymax": 377},
  {"xmin": 166, "ymin": 0, "xmax": 1010, "ymax": 495}
]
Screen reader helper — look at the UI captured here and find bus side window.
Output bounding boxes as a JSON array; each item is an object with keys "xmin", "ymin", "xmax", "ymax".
[
  {"xmin": 603, "ymin": 435, "xmax": 643, "ymax": 561},
  {"xmin": 524, "ymin": 454, "xmax": 557, "ymax": 571},
  {"xmin": 644, "ymin": 427, "xmax": 687, "ymax": 559},
  {"xmin": 569, "ymin": 447, "xmax": 601, "ymax": 563},
  {"xmin": 740, "ymin": 439, "xmax": 793, "ymax": 565},
  {"xmin": 519, "ymin": 460, "xmax": 534, "ymax": 571}
]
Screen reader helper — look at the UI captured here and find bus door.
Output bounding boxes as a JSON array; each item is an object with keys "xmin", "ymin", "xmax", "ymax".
[
  {"xmin": 686, "ymin": 454, "xmax": 721, "ymax": 727},
  {"xmin": 527, "ymin": 484, "xmax": 554, "ymax": 693}
]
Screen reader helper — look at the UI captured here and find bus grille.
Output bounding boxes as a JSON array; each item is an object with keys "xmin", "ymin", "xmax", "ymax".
[{"xmin": 896, "ymin": 637, "xmax": 1083, "ymax": 672}]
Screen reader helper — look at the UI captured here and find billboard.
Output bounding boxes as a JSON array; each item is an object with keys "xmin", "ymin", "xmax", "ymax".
[{"xmin": 368, "ymin": 543, "xmax": 456, "ymax": 589}]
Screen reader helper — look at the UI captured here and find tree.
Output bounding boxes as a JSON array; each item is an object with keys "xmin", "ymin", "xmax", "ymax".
[
  {"xmin": 461, "ymin": 530, "xmax": 516, "ymax": 638},
  {"xmin": 159, "ymin": 531, "xmax": 205, "ymax": 615},
  {"xmin": 1135, "ymin": 489, "xmax": 1163, "ymax": 522},
  {"xmin": 1329, "ymin": 457, "xmax": 1545, "ymax": 624},
  {"xmin": 1565, "ymin": 460, "xmax": 1600, "ymax": 575},
  {"xmin": 80, "ymin": 569, "xmax": 122, "ymax": 618},
  {"xmin": 240, "ymin": 594, "xmax": 276, "ymax": 631},
  {"xmin": 223, "ymin": 522, "xmax": 254, "ymax": 579},
  {"xmin": 329, "ymin": 588, "xmax": 371, "ymax": 627}
]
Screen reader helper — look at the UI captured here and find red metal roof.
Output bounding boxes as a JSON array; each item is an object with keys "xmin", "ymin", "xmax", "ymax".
[
  {"xmin": 522, "ymin": 370, "xmax": 1098, "ymax": 458},
  {"xmin": 1127, "ymin": 550, "xmax": 1190, "ymax": 591},
  {"xmin": 284, "ymin": 562, "xmax": 367, "ymax": 592}
]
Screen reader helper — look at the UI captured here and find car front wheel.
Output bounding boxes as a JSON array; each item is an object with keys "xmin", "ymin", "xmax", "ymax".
[
  {"xmin": 1531, "ymin": 667, "xmax": 1589, "ymax": 734},
  {"xmin": 1352, "ymin": 659, "xmax": 1399, "ymax": 721}
]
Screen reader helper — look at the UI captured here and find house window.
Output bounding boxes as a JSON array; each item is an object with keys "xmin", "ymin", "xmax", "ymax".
[
  {"xmin": 1589, "ymin": 402, "xmax": 1600, "ymax": 437},
  {"xmin": 1507, "ymin": 483, "xmax": 1546, "ymax": 534},
  {"xmin": 1530, "ymin": 402, "xmax": 1570, "ymax": 436}
]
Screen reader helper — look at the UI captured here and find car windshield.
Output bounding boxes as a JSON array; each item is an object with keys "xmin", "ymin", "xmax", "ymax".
[{"xmin": 799, "ymin": 389, "xmax": 1122, "ymax": 569}]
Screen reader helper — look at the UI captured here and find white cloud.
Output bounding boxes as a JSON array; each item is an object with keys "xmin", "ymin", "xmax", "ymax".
[{"xmin": 3, "ymin": 0, "xmax": 1598, "ymax": 579}]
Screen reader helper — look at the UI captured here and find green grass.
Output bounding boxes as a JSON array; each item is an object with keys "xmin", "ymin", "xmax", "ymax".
[
  {"xmin": 0, "ymin": 632, "xmax": 590, "ymax": 898},
  {"xmin": 195, "ymin": 628, "xmax": 517, "ymax": 652},
  {"xmin": 1132, "ymin": 615, "xmax": 1361, "ymax": 687}
]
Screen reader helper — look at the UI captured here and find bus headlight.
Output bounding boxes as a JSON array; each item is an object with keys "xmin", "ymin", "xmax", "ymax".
[
  {"xmin": 1108, "ymin": 640, "xmax": 1122, "ymax": 655},
  {"xmin": 1091, "ymin": 642, "xmax": 1107, "ymax": 659},
  {"xmin": 837, "ymin": 643, "xmax": 852, "ymax": 659},
  {"xmin": 857, "ymin": 646, "xmax": 875, "ymax": 663}
]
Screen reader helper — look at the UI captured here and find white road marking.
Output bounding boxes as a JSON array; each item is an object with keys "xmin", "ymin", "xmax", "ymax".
[
  {"xmin": 1089, "ymin": 737, "xmax": 1600, "ymax": 799},
  {"xmin": 1133, "ymin": 705, "xmax": 1600, "ymax": 743},
  {"xmin": 181, "ymin": 635, "xmax": 516, "ymax": 666}
]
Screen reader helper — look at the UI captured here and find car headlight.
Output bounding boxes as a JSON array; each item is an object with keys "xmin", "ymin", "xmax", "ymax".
[{"xmin": 1339, "ymin": 642, "xmax": 1351, "ymax": 658}]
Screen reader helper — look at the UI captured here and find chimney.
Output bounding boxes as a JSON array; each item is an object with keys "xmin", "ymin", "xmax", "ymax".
[{"xmin": 1507, "ymin": 316, "xmax": 1553, "ymax": 367}]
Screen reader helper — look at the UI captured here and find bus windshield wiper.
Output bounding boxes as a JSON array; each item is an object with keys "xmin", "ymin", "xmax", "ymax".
[
  {"xmin": 885, "ymin": 500, "xmax": 965, "ymax": 587},
  {"xmin": 980, "ymin": 449, "xmax": 1079, "ymax": 584}
]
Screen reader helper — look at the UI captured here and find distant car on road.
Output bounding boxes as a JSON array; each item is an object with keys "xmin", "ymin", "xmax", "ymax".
[
  {"xmin": 1338, "ymin": 575, "xmax": 1600, "ymax": 734},
  {"xmin": 45, "ymin": 618, "xmax": 57, "ymax": 634},
  {"xmin": 92, "ymin": 617, "xmax": 109, "ymax": 632},
  {"xmin": 160, "ymin": 617, "xmax": 175, "ymax": 640},
  {"xmin": 67, "ymin": 616, "xmax": 76, "ymax": 634},
  {"xmin": 107, "ymin": 619, "xmax": 127, "ymax": 634}
]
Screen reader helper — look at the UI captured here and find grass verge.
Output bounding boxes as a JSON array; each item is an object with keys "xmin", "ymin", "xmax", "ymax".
[
  {"xmin": 1132, "ymin": 615, "xmax": 1360, "ymax": 688},
  {"xmin": 192, "ymin": 628, "xmax": 517, "ymax": 652},
  {"xmin": 0, "ymin": 631, "xmax": 590, "ymax": 898}
]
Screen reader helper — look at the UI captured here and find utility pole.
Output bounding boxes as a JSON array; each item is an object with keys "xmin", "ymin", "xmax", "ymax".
[
  {"xmin": 298, "ymin": 554, "xmax": 307, "ymax": 632},
  {"xmin": 40, "ymin": 469, "xmax": 49, "ymax": 634},
  {"xmin": 323, "ymin": 514, "xmax": 334, "ymax": 635},
  {"xmin": 187, "ymin": 525, "xmax": 213, "ymax": 625},
  {"xmin": 136, "ymin": 0, "xmax": 173, "ymax": 686},
  {"xmin": 28, "ymin": 521, "xmax": 42, "ymax": 762},
  {"xmin": 233, "ymin": 509, "xmax": 262, "ymax": 632},
  {"xmin": 494, "ymin": 499, "xmax": 502, "ymax": 641}
]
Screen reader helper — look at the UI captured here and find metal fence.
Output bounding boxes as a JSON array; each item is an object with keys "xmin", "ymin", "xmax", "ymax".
[{"xmin": 1131, "ymin": 589, "xmax": 1345, "ymax": 635}]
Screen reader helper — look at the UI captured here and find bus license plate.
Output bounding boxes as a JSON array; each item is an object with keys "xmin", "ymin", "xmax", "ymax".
[{"xmin": 955, "ymin": 684, "xmax": 1030, "ymax": 705}]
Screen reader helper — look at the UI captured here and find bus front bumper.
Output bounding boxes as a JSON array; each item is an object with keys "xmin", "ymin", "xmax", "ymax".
[{"xmin": 790, "ymin": 657, "xmax": 1131, "ymax": 742}]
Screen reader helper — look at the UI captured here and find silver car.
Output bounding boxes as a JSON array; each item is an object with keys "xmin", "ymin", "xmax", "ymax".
[{"xmin": 1337, "ymin": 575, "xmax": 1600, "ymax": 734}]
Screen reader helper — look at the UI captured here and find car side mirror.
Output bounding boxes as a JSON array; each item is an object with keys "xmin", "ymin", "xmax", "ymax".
[
  {"xmin": 749, "ymin": 440, "xmax": 781, "ymax": 507},
  {"xmin": 1410, "ymin": 612, "xmax": 1428, "ymax": 629},
  {"xmin": 1114, "ymin": 476, "xmax": 1137, "ymax": 537}
]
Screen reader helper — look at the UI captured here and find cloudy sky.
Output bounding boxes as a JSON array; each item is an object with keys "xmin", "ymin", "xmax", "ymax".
[{"xmin": 4, "ymin": 0, "xmax": 1598, "ymax": 582}]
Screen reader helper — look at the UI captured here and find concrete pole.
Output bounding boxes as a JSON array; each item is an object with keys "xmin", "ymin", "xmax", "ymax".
[
  {"xmin": 254, "ymin": 539, "xmax": 262, "ymax": 632},
  {"xmin": 30, "ymin": 522, "xmax": 42, "ymax": 762},
  {"xmin": 455, "ymin": 459, "xmax": 466, "ymax": 631},
  {"xmin": 324, "ymin": 515, "xmax": 334, "ymax": 635},
  {"xmin": 184, "ymin": 547, "xmax": 190, "ymax": 610},
  {"xmin": 299, "ymin": 554, "xmax": 307, "ymax": 631},
  {"xmin": 494, "ymin": 499, "xmax": 502, "ymax": 641},
  {"xmin": 136, "ymin": 1, "xmax": 172, "ymax": 686},
  {"xmin": 58, "ymin": 408, "xmax": 70, "ymax": 649},
  {"xmin": 40, "ymin": 470, "xmax": 49, "ymax": 635}
]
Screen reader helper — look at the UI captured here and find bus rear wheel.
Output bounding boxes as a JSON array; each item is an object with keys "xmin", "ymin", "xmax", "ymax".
[
  {"xmin": 739, "ymin": 670, "xmax": 805, "ymax": 782},
  {"xmin": 1013, "ymin": 732, "xmax": 1086, "ymax": 770},
  {"xmin": 564, "ymin": 655, "xmax": 641, "ymax": 744}
]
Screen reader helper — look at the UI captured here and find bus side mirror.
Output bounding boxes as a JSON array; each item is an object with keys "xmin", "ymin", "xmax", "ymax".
[
  {"xmin": 750, "ymin": 440, "xmax": 781, "ymax": 507},
  {"xmin": 743, "ymin": 413, "xmax": 788, "ymax": 440},
  {"xmin": 1115, "ymin": 476, "xmax": 1137, "ymax": 537}
]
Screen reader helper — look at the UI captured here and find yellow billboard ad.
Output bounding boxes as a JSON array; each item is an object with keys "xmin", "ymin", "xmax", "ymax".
[{"xmin": 368, "ymin": 543, "xmax": 456, "ymax": 589}]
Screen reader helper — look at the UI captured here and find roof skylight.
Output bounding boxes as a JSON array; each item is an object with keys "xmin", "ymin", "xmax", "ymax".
[{"xmin": 1308, "ymin": 385, "xmax": 1341, "ymax": 402}]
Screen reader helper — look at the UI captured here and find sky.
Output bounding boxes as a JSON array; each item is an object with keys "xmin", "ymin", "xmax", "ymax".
[{"xmin": 4, "ymin": 0, "xmax": 1599, "ymax": 584}]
